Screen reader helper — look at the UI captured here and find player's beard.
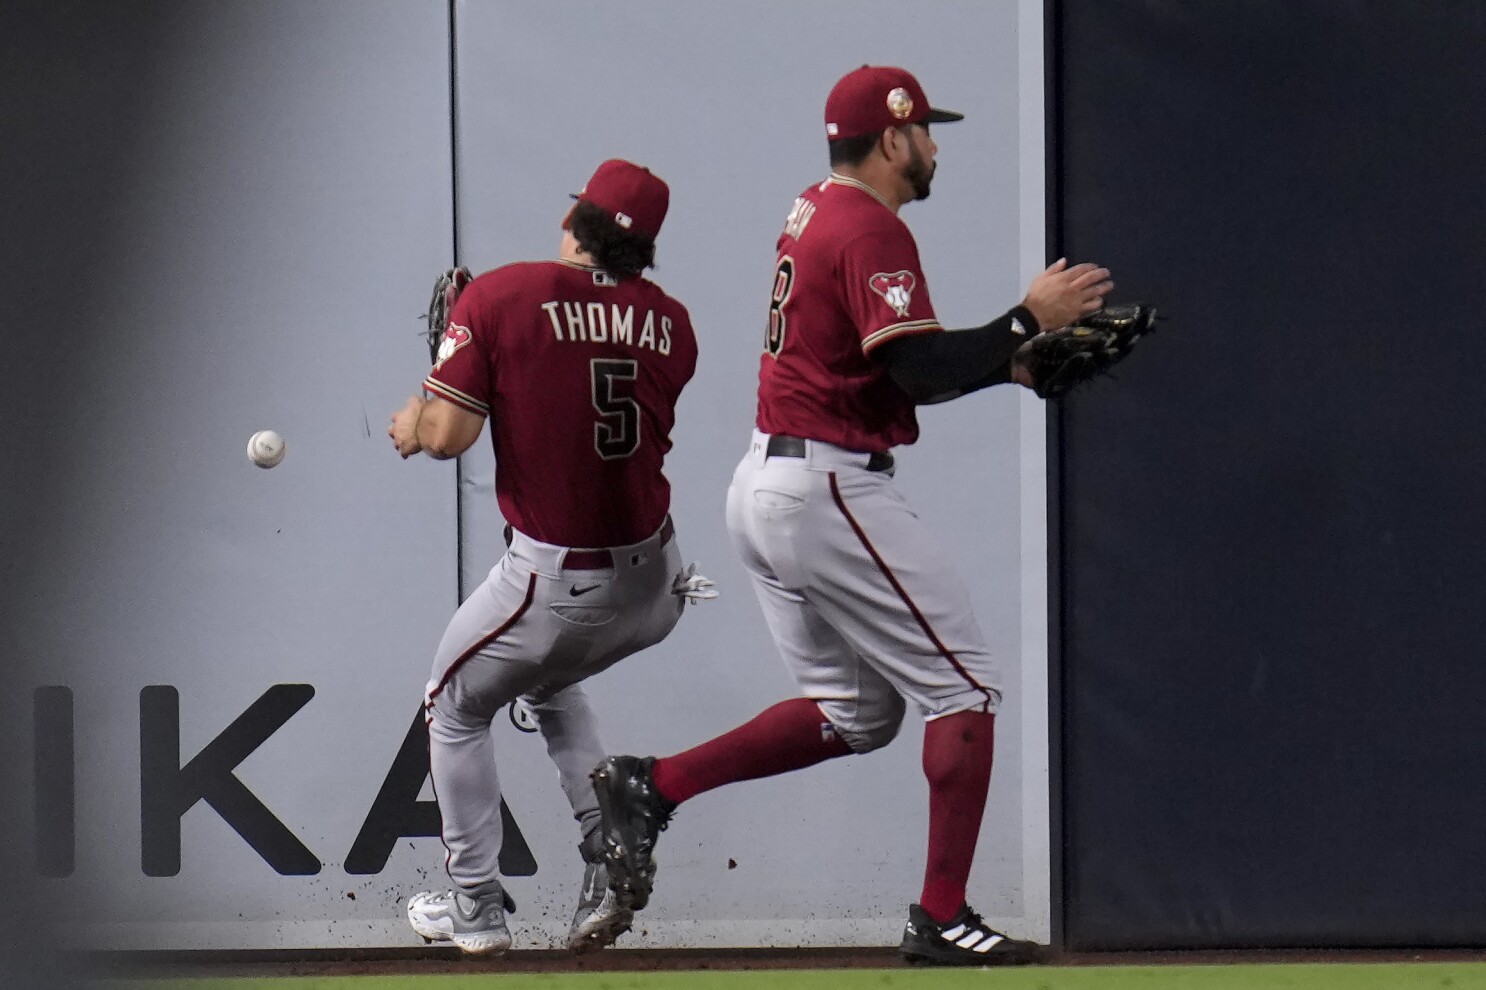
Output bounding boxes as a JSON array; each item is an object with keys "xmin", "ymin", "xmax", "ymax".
[{"xmin": 905, "ymin": 144, "xmax": 936, "ymax": 201}]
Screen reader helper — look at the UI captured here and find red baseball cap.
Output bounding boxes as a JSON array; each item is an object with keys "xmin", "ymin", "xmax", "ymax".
[
  {"xmin": 569, "ymin": 159, "xmax": 670, "ymax": 239},
  {"xmin": 824, "ymin": 65, "xmax": 964, "ymax": 140}
]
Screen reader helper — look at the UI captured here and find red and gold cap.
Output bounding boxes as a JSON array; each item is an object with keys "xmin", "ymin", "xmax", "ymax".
[
  {"xmin": 570, "ymin": 159, "xmax": 670, "ymax": 239},
  {"xmin": 824, "ymin": 65, "xmax": 964, "ymax": 141}
]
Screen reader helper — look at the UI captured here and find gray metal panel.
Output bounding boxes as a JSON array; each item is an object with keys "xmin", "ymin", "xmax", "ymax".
[
  {"xmin": 451, "ymin": 0, "xmax": 1049, "ymax": 948},
  {"xmin": 4, "ymin": 0, "xmax": 1046, "ymax": 951},
  {"xmin": 5, "ymin": 0, "xmax": 458, "ymax": 948}
]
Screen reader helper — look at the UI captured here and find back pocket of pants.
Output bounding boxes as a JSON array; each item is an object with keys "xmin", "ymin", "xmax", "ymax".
[{"xmin": 753, "ymin": 489, "xmax": 807, "ymax": 512}]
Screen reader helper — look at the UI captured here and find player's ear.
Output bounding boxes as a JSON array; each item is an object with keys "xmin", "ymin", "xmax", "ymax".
[
  {"xmin": 883, "ymin": 125, "xmax": 914, "ymax": 162},
  {"xmin": 876, "ymin": 127, "xmax": 896, "ymax": 161}
]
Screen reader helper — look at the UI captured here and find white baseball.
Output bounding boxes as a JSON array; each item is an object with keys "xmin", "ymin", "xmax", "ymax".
[{"xmin": 247, "ymin": 430, "xmax": 287, "ymax": 468}]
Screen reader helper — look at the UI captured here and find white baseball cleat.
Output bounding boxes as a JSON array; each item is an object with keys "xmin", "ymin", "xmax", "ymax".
[
  {"xmin": 567, "ymin": 857, "xmax": 632, "ymax": 953},
  {"xmin": 567, "ymin": 854, "xmax": 658, "ymax": 952},
  {"xmin": 407, "ymin": 885, "xmax": 516, "ymax": 956}
]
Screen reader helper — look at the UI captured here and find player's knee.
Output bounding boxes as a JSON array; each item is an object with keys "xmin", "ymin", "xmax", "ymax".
[
  {"xmin": 425, "ymin": 695, "xmax": 488, "ymax": 737},
  {"xmin": 835, "ymin": 692, "xmax": 907, "ymax": 754}
]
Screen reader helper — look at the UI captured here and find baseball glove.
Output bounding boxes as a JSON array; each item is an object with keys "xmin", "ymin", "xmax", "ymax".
[
  {"xmin": 422, "ymin": 266, "xmax": 473, "ymax": 364},
  {"xmin": 1022, "ymin": 303, "xmax": 1159, "ymax": 399}
]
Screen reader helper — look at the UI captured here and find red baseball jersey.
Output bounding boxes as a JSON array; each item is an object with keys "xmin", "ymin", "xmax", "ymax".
[
  {"xmin": 756, "ymin": 173, "xmax": 943, "ymax": 452},
  {"xmin": 424, "ymin": 260, "xmax": 697, "ymax": 548}
]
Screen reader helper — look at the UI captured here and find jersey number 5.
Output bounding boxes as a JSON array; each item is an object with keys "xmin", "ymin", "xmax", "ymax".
[
  {"xmin": 591, "ymin": 358, "xmax": 640, "ymax": 460},
  {"xmin": 765, "ymin": 256, "xmax": 795, "ymax": 358}
]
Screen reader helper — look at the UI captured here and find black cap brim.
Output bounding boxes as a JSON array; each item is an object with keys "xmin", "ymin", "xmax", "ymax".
[{"xmin": 927, "ymin": 107, "xmax": 965, "ymax": 124}]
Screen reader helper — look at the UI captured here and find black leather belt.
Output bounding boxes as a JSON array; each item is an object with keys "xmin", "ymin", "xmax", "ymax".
[
  {"xmin": 564, "ymin": 516, "xmax": 675, "ymax": 570},
  {"xmin": 504, "ymin": 517, "xmax": 676, "ymax": 570},
  {"xmin": 765, "ymin": 434, "xmax": 894, "ymax": 472}
]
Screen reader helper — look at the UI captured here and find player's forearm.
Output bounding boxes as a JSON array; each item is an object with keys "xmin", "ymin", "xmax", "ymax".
[
  {"xmin": 415, "ymin": 409, "xmax": 460, "ymax": 460},
  {"xmin": 415, "ymin": 393, "xmax": 486, "ymax": 459},
  {"xmin": 402, "ymin": 397, "xmax": 447, "ymax": 459},
  {"xmin": 914, "ymin": 361, "xmax": 1018, "ymax": 405},
  {"xmin": 881, "ymin": 305, "xmax": 1039, "ymax": 403}
]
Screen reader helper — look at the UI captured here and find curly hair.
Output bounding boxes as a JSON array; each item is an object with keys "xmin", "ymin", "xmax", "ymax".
[{"xmin": 568, "ymin": 200, "xmax": 657, "ymax": 278}]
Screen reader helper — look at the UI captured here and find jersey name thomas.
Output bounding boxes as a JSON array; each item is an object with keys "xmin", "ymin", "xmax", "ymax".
[
  {"xmin": 540, "ymin": 301, "xmax": 675, "ymax": 354},
  {"xmin": 425, "ymin": 259, "xmax": 697, "ymax": 548}
]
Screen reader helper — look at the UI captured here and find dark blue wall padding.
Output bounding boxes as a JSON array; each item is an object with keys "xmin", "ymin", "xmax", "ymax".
[{"xmin": 1052, "ymin": 0, "xmax": 1486, "ymax": 949}]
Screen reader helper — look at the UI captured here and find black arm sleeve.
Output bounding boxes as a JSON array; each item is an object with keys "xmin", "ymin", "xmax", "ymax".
[{"xmin": 878, "ymin": 305, "xmax": 1040, "ymax": 404}]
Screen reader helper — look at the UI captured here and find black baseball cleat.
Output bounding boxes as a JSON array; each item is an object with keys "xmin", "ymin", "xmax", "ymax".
[
  {"xmin": 590, "ymin": 755, "xmax": 676, "ymax": 912},
  {"xmin": 900, "ymin": 902, "xmax": 1042, "ymax": 966}
]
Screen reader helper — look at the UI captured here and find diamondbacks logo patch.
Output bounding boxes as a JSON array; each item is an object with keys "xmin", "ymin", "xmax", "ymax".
[
  {"xmin": 869, "ymin": 270, "xmax": 917, "ymax": 318},
  {"xmin": 434, "ymin": 323, "xmax": 472, "ymax": 370}
]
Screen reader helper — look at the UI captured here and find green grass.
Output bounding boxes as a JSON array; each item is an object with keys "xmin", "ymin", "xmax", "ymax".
[{"xmin": 107, "ymin": 962, "xmax": 1486, "ymax": 990}]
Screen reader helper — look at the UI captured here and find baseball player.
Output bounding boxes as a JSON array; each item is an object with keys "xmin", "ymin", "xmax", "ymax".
[
  {"xmin": 591, "ymin": 67, "xmax": 1112, "ymax": 965},
  {"xmin": 388, "ymin": 159, "xmax": 712, "ymax": 956}
]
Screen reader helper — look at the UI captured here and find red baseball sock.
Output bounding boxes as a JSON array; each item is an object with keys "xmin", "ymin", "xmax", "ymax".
[
  {"xmin": 650, "ymin": 698, "xmax": 852, "ymax": 805},
  {"xmin": 919, "ymin": 709, "xmax": 997, "ymax": 924}
]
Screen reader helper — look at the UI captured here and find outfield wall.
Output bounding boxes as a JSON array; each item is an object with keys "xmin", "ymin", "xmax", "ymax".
[{"xmin": 6, "ymin": 0, "xmax": 1051, "ymax": 951}]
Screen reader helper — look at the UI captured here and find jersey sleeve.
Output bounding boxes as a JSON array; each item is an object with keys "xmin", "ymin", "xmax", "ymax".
[
  {"xmin": 423, "ymin": 286, "xmax": 492, "ymax": 415},
  {"xmin": 838, "ymin": 227, "xmax": 943, "ymax": 355}
]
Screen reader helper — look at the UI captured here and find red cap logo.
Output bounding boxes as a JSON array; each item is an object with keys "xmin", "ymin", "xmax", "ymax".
[{"xmin": 886, "ymin": 87, "xmax": 914, "ymax": 120}]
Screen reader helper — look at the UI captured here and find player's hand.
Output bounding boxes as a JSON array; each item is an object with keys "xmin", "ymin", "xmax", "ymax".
[
  {"xmin": 388, "ymin": 395, "xmax": 426, "ymax": 459},
  {"xmin": 1021, "ymin": 258, "xmax": 1114, "ymax": 331}
]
